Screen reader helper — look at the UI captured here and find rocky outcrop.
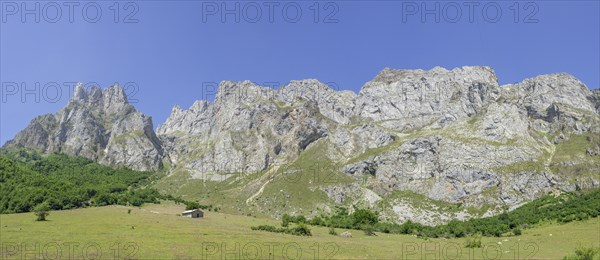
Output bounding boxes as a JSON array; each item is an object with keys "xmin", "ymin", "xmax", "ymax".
[
  {"xmin": 355, "ymin": 66, "xmax": 500, "ymax": 131},
  {"xmin": 157, "ymin": 80, "xmax": 335, "ymax": 177},
  {"xmin": 502, "ymin": 73, "xmax": 596, "ymax": 117},
  {"xmin": 327, "ymin": 123, "xmax": 396, "ymax": 161},
  {"xmin": 324, "ymin": 69, "xmax": 598, "ymax": 224},
  {"xmin": 4, "ymin": 84, "xmax": 163, "ymax": 171},
  {"xmin": 502, "ymin": 74, "xmax": 600, "ymax": 134},
  {"xmin": 589, "ymin": 88, "xmax": 600, "ymax": 114},
  {"xmin": 276, "ymin": 79, "xmax": 356, "ymax": 125}
]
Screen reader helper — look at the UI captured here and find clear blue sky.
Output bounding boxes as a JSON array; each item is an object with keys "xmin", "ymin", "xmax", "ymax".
[{"xmin": 1, "ymin": 1, "xmax": 599, "ymax": 145}]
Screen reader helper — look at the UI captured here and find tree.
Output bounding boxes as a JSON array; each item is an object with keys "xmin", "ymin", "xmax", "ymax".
[
  {"xmin": 282, "ymin": 214, "xmax": 291, "ymax": 227},
  {"xmin": 185, "ymin": 201, "xmax": 201, "ymax": 210},
  {"xmin": 34, "ymin": 202, "xmax": 50, "ymax": 221},
  {"xmin": 291, "ymin": 222, "xmax": 312, "ymax": 236},
  {"xmin": 352, "ymin": 209, "xmax": 379, "ymax": 227}
]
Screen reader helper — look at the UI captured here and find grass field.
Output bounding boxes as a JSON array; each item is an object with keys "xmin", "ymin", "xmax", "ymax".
[{"xmin": 1, "ymin": 202, "xmax": 598, "ymax": 259}]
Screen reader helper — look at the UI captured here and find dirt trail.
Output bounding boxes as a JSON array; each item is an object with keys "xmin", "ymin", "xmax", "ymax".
[{"xmin": 246, "ymin": 166, "xmax": 280, "ymax": 205}]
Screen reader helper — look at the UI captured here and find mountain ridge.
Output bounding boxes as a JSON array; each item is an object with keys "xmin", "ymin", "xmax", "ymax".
[{"xmin": 5, "ymin": 66, "xmax": 599, "ymax": 225}]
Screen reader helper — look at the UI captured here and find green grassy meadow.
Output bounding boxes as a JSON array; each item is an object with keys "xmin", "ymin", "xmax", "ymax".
[{"xmin": 1, "ymin": 202, "xmax": 598, "ymax": 259}]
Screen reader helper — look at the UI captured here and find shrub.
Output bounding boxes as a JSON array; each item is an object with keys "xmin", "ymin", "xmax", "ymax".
[
  {"xmin": 33, "ymin": 202, "xmax": 50, "ymax": 221},
  {"xmin": 328, "ymin": 227, "xmax": 337, "ymax": 235},
  {"xmin": 465, "ymin": 234, "xmax": 482, "ymax": 248},
  {"xmin": 185, "ymin": 201, "xmax": 201, "ymax": 210},
  {"xmin": 290, "ymin": 222, "xmax": 312, "ymax": 236},
  {"xmin": 310, "ymin": 216, "xmax": 325, "ymax": 226},
  {"xmin": 295, "ymin": 215, "xmax": 307, "ymax": 223},
  {"xmin": 512, "ymin": 228, "xmax": 522, "ymax": 236},
  {"xmin": 250, "ymin": 223, "xmax": 312, "ymax": 236},
  {"xmin": 251, "ymin": 225, "xmax": 279, "ymax": 233},
  {"xmin": 282, "ymin": 214, "xmax": 290, "ymax": 227},
  {"xmin": 352, "ymin": 209, "xmax": 379, "ymax": 226},
  {"xmin": 363, "ymin": 225, "xmax": 376, "ymax": 236},
  {"xmin": 563, "ymin": 246, "xmax": 600, "ymax": 260}
]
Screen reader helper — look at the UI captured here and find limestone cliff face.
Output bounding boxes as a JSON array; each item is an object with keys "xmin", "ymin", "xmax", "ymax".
[
  {"xmin": 157, "ymin": 80, "xmax": 335, "ymax": 178},
  {"xmin": 6, "ymin": 67, "xmax": 599, "ymax": 224},
  {"xmin": 4, "ymin": 84, "xmax": 163, "ymax": 171},
  {"xmin": 588, "ymin": 88, "xmax": 600, "ymax": 115},
  {"xmin": 355, "ymin": 66, "xmax": 500, "ymax": 131}
]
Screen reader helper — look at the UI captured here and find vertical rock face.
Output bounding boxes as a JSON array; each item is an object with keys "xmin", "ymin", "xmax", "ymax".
[
  {"xmin": 156, "ymin": 101, "xmax": 213, "ymax": 136},
  {"xmin": 157, "ymin": 80, "xmax": 336, "ymax": 177},
  {"xmin": 276, "ymin": 79, "xmax": 356, "ymax": 125},
  {"xmin": 4, "ymin": 84, "xmax": 163, "ymax": 171},
  {"xmin": 589, "ymin": 89, "xmax": 600, "ymax": 114}
]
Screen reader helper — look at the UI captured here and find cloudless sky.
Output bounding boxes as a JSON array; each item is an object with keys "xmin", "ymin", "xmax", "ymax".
[{"xmin": 1, "ymin": 1, "xmax": 599, "ymax": 144}]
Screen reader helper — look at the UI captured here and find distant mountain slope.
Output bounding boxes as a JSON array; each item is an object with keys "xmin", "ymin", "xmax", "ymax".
[{"xmin": 5, "ymin": 66, "xmax": 599, "ymax": 224}]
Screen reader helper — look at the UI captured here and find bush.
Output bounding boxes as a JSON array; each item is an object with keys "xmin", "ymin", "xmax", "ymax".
[
  {"xmin": 310, "ymin": 216, "xmax": 325, "ymax": 226},
  {"xmin": 295, "ymin": 215, "xmax": 307, "ymax": 223},
  {"xmin": 563, "ymin": 246, "xmax": 600, "ymax": 260},
  {"xmin": 328, "ymin": 227, "xmax": 337, "ymax": 235},
  {"xmin": 465, "ymin": 234, "xmax": 482, "ymax": 248},
  {"xmin": 363, "ymin": 225, "xmax": 376, "ymax": 236},
  {"xmin": 290, "ymin": 222, "xmax": 312, "ymax": 236},
  {"xmin": 251, "ymin": 223, "xmax": 312, "ymax": 237},
  {"xmin": 492, "ymin": 229, "xmax": 502, "ymax": 237},
  {"xmin": 185, "ymin": 201, "xmax": 201, "ymax": 210},
  {"xmin": 352, "ymin": 209, "xmax": 379, "ymax": 226},
  {"xmin": 33, "ymin": 202, "xmax": 50, "ymax": 221},
  {"xmin": 251, "ymin": 225, "xmax": 279, "ymax": 233},
  {"xmin": 282, "ymin": 214, "xmax": 290, "ymax": 227},
  {"xmin": 512, "ymin": 228, "xmax": 522, "ymax": 236}
]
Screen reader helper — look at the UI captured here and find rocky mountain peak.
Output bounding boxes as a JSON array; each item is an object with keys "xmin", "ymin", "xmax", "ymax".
[
  {"xmin": 103, "ymin": 85, "xmax": 129, "ymax": 104},
  {"xmin": 277, "ymin": 79, "xmax": 356, "ymax": 124},
  {"xmin": 69, "ymin": 84, "xmax": 106, "ymax": 105},
  {"xmin": 72, "ymin": 83, "xmax": 88, "ymax": 102},
  {"xmin": 501, "ymin": 73, "xmax": 597, "ymax": 120},
  {"xmin": 88, "ymin": 86, "xmax": 104, "ymax": 105},
  {"xmin": 102, "ymin": 85, "xmax": 131, "ymax": 116},
  {"xmin": 171, "ymin": 104, "xmax": 183, "ymax": 114},
  {"xmin": 279, "ymin": 79, "xmax": 346, "ymax": 102},
  {"xmin": 214, "ymin": 80, "xmax": 274, "ymax": 105},
  {"xmin": 357, "ymin": 66, "xmax": 500, "ymax": 130},
  {"xmin": 5, "ymin": 84, "xmax": 162, "ymax": 171},
  {"xmin": 157, "ymin": 100, "xmax": 213, "ymax": 136},
  {"xmin": 68, "ymin": 84, "xmax": 130, "ymax": 108},
  {"xmin": 368, "ymin": 66, "xmax": 497, "ymax": 87},
  {"xmin": 190, "ymin": 100, "xmax": 211, "ymax": 112}
]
